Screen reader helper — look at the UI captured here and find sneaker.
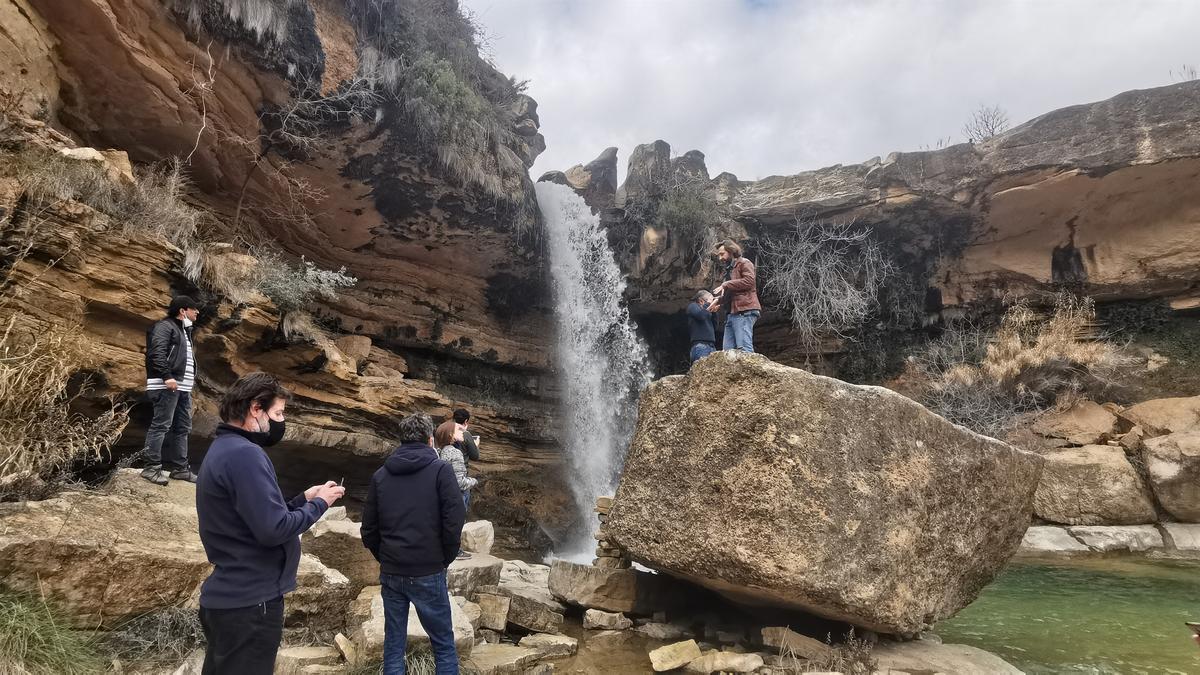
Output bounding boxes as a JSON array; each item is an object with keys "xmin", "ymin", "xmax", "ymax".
[
  {"xmin": 455, "ymin": 551, "xmax": 471, "ymax": 560},
  {"xmin": 140, "ymin": 467, "xmax": 169, "ymax": 486},
  {"xmin": 169, "ymin": 469, "xmax": 198, "ymax": 483}
]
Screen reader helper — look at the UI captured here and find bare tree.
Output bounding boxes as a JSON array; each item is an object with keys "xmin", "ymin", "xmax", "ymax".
[
  {"xmin": 962, "ymin": 104, "xmax": 1009, "ymax": 143},
  {"xmin": 231, "ymin": 75, "xmax": 381, "ymax": 229},
  {"xmin": 1170, "ymin": 64, "xmax": 1199, "ymax": 82},
  {"xmin": 759, "ymin": 218, "xmax": 896, "ymax": 349}
]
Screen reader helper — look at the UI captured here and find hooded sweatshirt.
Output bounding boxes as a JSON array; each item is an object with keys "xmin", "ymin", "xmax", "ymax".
[
  {"xmin": 360, "ymin": 441, "xmax": 466, "ymax": 576},
  {"xmin": 196, "ymin": 424, "xmax": 328, "ymax": 609}
]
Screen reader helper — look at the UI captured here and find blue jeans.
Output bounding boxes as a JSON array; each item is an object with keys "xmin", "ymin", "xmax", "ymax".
[
  {"xmin": 380, "ymin": 571, "xmax": 456, "ymax": 675},
  {"xmin": 142, "ymin": 389, "xmax": 192, "ymax": 470},
  {"xmin": 723, "ymin": 310, "xmax": 760, "ymax": 352},
  {"xmin": 689, "ymin": 342, "xmax": 716, "ymax": 363}
]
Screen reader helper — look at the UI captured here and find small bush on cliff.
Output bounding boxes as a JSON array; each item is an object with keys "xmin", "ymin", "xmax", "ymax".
[
  {"xmin": 0, "ymin": 589, "xmax": 105, "ymax": 674},
  {"xmin": 913, "ymin": 295, "xmax": 1134, "ymax": 436},
  {"xmin": 349, "ymin": 0, "xmax": 533, "ymax": 215},
  {"xmin": 255, "ymin": 249, "xmax": 357, "ymax": 316},
  {"xmin": 656, "ymin": 178, "xmax": 723, "ymax": 261},
  {"xmin": 0, "ymin": 316, "xmax": 129, "ymax": 499},
  {"xmin": 759, "ymin": 218, "xmax": 896, "ymax": 349}
]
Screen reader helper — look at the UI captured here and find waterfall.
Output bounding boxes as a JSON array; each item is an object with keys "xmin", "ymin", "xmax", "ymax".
[{"xmin": 536, "ymin": 182, "xmax": 652, "ymax": 557}]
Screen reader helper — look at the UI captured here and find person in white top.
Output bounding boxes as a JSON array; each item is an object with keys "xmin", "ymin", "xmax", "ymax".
[{"xmin": 140, "ymin": 295, "xmax": 200, "ymax": 485}]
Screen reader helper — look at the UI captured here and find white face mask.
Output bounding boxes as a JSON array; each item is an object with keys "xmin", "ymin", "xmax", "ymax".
[{"xmin": 182, "ymin": 317, "xmax": 193, "ymax": 328}]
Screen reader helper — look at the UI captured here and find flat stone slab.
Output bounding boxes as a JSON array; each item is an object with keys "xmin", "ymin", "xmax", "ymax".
[
  {"xmin": 649, "ymin": 640, "xmax": 702, "ymax": 672},
  {"xmin": 1163, "ymin": 523, "xmax": 1200, "ymax": 551},
  {"xmin": 518, "ymin": 633, "xmax": 578, "ymax": 658},
  {"xmin": 275, "ymin": 645, "xmax": 341, "ymax": 670},
  {"xmin": 465, "ymin": 643, "xmax": 541, "ymax": 675},
  {"xmin": 1068, "ymin": 525, "xmax": 1164, "ymax": 552},
  {"xmin": 1019, "ymin": 526, "xmax": 1090, "ymax": 553},
  {"xmin": 683, "ymin": 650, "xmax": 763, "ymax": 673},
  {"xmin": 873, "ymin": 639, "xmax": 1022, "ymax": 674}
]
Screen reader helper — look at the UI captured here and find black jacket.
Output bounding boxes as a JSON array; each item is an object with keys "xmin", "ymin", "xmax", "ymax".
[
  {"xmin": 361, "ymin": 442, "xmax": 465, "ymax": 576},
  {"xmin": 145, "ymin": 318, "xmax": 191, "ymax": 380}
]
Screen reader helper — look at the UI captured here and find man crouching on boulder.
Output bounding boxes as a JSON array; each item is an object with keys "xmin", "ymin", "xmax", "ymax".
[{"xmin": 196, "ymin": 372, "xmax": 345, "ymax": 674}]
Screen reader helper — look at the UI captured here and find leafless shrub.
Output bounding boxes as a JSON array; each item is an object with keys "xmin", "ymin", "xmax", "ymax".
[
  {"xmin": 913, "ymin": 295, "xmax": 1136, "ymax": 436},
  {"xmin": 0, "ymin": 315, "xmax": 129, "ymax": 499},
  {"xmin": 1170, "ymin": 64, "xmax": 1199, "ymax": 82},
  {"xmin": 963, "ymin": 104, "xmax": 1009, "ymax": 143},
  {"xmin": 760, "ymin": 218, "xmax": 896, "ymax": 348},
  {"xmin": 105, "ymin": 606, "xmax": 204, "ymax": 666}
]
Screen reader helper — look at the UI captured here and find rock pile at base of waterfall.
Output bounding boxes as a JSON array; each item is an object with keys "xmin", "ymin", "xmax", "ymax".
[{"xmin": 606, "ymin": 351, "xmax": 1043, "ymax": 635}]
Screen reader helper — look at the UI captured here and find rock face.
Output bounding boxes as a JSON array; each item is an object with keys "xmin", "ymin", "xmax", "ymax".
[
  {"xmin": 0, "ymin": 0, "xmax": 570, "ymax": 540},
  {"xmin": 0, "ymin": 469, "xmax": 209, "ymax": 628},
  {"xmin": 1032, "ymin": 445, "xmax": 1157, "ymax": 525},
  {"xmin": 1142, "ymin": 431, "xmax": 1200, "ymax": 521},
  {"xmin": 606, "ymin": 352, "xmax": 1043, "ymax": 635},
  {"xmin": 550, "ymin": 82, "xmax": 1200, "ymax": 374}
]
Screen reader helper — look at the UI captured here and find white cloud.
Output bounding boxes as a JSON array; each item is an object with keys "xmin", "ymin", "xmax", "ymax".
[{"xmin": 464, "ymin": 0, "xmax": 1200, "ymax": 182}]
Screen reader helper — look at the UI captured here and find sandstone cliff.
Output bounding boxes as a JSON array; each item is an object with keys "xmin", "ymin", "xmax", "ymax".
[
  {"xmin": 0, "ymin": 0, "xmax": 567, "ymax": 538},
  {"xmin": 548, "ymin": 81, "xmax": 1200, "ymax": 376}
]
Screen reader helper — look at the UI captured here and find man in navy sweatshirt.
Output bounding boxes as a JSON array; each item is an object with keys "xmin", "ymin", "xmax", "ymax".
[
  {"xmin": 196, "ymin": 372, "xmax": 345, "ymax": 674},
  {"xmin": 687, "ymin": 289, "xmax": 718, "ymax": 364},
  {"xmin": 361, "ymin": 413, "xmax": 465, "ymax": 675}
]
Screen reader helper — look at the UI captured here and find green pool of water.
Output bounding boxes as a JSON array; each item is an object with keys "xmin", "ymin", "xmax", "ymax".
[{"xmin": 937, "ymin": 557, "xmax": 1200, "ymax": 674}]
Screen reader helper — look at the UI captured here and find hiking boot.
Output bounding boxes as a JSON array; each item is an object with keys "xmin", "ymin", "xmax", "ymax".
[
  {"xmin": 169, "ymin": 469, "xmax": 198, "ymax": 483},
  {"xmin": 140, "ymin": 467, "xmax": 169, "ymax": 486}
]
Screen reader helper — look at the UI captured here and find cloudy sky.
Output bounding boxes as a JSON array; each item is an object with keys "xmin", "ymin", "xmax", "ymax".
[{"xmin": 461, "ymin": 0, "xmax": 1200, "ymax": 182}]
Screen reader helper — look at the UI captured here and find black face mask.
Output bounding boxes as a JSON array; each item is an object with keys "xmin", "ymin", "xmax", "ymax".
[{"xmin": 250, "ymin": 415, "xmax": 287, "ymax": 447}]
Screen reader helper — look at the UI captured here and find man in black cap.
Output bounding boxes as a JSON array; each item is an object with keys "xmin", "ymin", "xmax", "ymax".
[{"xmin": 140, "ymin": 295, "xmax": 200, "ymax": 485}]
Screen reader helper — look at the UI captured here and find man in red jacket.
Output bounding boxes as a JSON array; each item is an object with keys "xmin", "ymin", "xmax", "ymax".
[{"xmin": 709, "ymin": 239, "xmax": 762, "ymax": 352}]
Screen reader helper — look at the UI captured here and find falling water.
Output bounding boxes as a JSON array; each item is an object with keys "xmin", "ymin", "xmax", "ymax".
[{"xmin": 536, "ymin": 182, "xmax": 652, "ymax": 557}]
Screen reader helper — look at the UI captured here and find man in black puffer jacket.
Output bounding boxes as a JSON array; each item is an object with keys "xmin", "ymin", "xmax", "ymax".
[
  {"xmin": 140, "ymin": 295, "xmax": 200, "ymax": 485},
  {"xmin": 361, "ymin": 413, "xmax": 465, "ymax": 675}
]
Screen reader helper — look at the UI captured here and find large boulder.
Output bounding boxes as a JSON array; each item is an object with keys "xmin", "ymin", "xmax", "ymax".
[
  {"xmin": 301, "ymin": 514, "xmax": 379, "ymax": 593},
  {"xmin": 1032, "ymin": 445, "xmax": 1156, "ymax": 525},
  {"xmin": 0, "ymin": 469, "xmax": 210, "ymax": 628},
  {"xmin": 348, "ymin": 585, "xmax": 474, "ymax": 662},
  {"xmin": 606, "ymin": 353, "xmax": 1042, "ymax": 635},
  {"xmin": 1118, "ymin": 396, "xmax": 1200, "ymax": 437},
  {"xmin": 1142, "ymin": 431, "xmax": 1200, "ymax": 522}
]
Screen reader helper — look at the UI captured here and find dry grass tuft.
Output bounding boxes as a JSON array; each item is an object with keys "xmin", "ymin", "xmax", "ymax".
[
  {"xmin": 0, "ymin": 589, "xmax": 106, "ymax": 674},
  {"xmin": 914, "ymin": 294, "xmax": 1135, "ymax": 436},
  {"xmin": 0, "ymin": 315, "xmax": 128, "ymax": 499}
]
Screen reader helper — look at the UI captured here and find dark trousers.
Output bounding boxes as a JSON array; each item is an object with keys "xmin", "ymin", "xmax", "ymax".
[
  {"xmin": 199, "ymin": 598, "xmax": 284, "ymax": 675},
  {"xmin": 142, "ymin": 389, "xmax": 192, "ymax": 470},
  {"xmin": 381, "ymin": 571, "xmax": 457, "ymax": 675}
]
